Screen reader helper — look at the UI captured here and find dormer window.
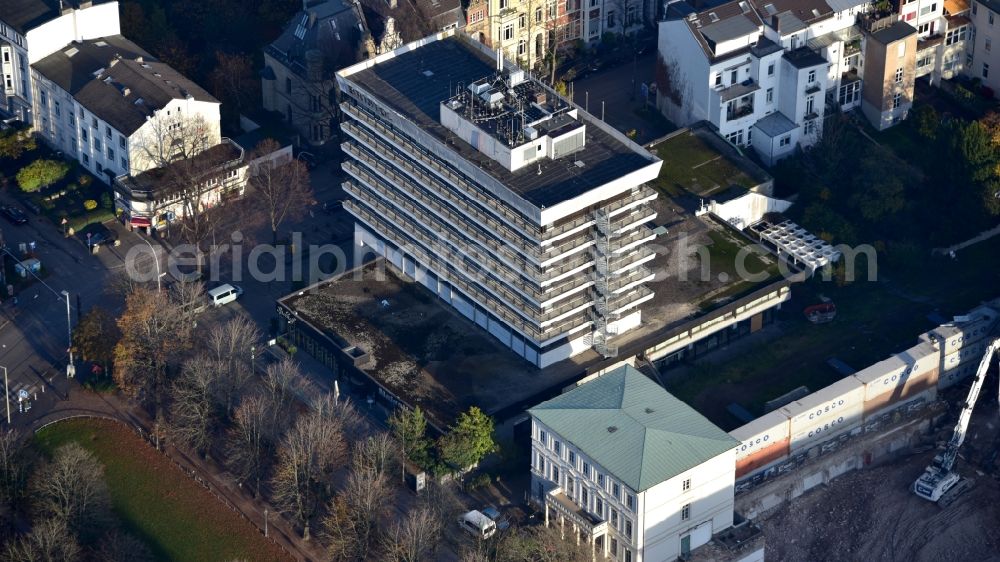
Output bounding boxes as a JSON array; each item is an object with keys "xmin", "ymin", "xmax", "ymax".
[{"xmin": 709, "ymin": 12, "xmax": 719, "ymax": 22}]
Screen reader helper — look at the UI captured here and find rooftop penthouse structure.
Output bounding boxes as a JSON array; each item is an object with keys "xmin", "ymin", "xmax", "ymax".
[{"xmin": 336, "ymin": 32, "xmax": 663, "ymax": 368}]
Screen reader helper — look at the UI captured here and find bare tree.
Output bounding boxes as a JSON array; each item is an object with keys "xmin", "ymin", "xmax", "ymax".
[
  {"xmin": 1, "ymin": 517, "xmax": 81, "ymax": 562},
  {"xmin": 114, "ymin": 287, "xmax": 192, "ymax": 410},
  {"xmin": 170, "ymin": 279, "xmax": 206, "ymax": 327},
  {"xmin": 168, "ymin": 355, "xmax": 224, "ymax": 457},
  {"xmin": 94, "ymin": 529, "xmax": 154, "ymax": 562},
  {"xmin": 206, "ymin": 315, "xmax": 262, "ymax": 414},
  {"xmin": 271, "ymin": 398, "xmax": 348, "ymax": 539},
  {"xmin": 260, "ymin": 358, "xmax": 306, "ymax": 434},
  {"xmin": 0, "ymin": 429, "xmax": 27, "ymax": 508},
  {"xmin": 322, "ymin": 468, "xmax": 392, "ymax": 561},
  {"xmin": 129, "ymin": 112, "xmax": 220, "ymax": 174},
  {"xmin": 352, "ymin": 432, "xmax": 400, "ymax": 480},
  {"xmin": 382, "ymin": 505, "xmax": 442, "ymax": 562},
  {"xmin": 226, "ymin": 394, "xmax": 275, "ymax": 497},
  {"xmin": 31, "ymin": 444, "xmax": 111, "ymax": 534},
  {"xmin": 247, "ymin": 139, "xmax": 313, "ymax": 244}
]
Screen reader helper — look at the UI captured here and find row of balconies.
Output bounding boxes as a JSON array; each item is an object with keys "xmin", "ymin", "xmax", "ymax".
[
  {"xmin": 342, "ymin": 101, "xmax": 652, "ymax": 241},
  {"xmin": 346, "ymin": 199, "xmax": 596, "ymax": 340},
  {"xmin": 346, "ymin": 182, "xmax": 602, "ymax": 325}
]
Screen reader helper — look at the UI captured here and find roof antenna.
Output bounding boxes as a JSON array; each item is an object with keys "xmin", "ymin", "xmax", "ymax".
[{"xmin": 496, "ymin": 48, "xmax": 502, "ymax": 72}]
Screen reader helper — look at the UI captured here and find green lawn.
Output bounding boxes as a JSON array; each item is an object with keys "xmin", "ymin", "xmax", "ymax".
[
  {"xmin": 696, "ymin": 229, "xmax": 782, "ymax": 310},
  {"xmin": 35, "ymin": 419, "xmax": 288, "ymax": 562},
  {"xmin": 653, "ymin": 131, "xmax": 756, "ymax": 197}
]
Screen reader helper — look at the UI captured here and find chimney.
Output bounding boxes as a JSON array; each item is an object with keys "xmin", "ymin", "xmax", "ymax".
[
  {"xmin": 135, "ymin": 56, "xmax": 144, "ymax": 63},
  {"xmin": 122, "ymin": 87, "xmax": 130, "ymax": 97}
]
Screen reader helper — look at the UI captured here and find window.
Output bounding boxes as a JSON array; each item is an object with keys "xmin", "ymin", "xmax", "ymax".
[
  {"xmin": 611, "ymin": 539, "xmax": 618, "ymax": 559},
  {"xmin": 917, "ymin": 56, "xmax": 932, "ymax": 68},
  {"xmin": 119, "ymin": 135, "xmax": 126, "ymax": 149},
  {"xmin": 920, "ymin": 2, "xmax": 937, "ymax": 15},
  {"xmin": 311, "ymin": 95, "xmax": 321, "ymax": 112},
  {"xmin": 611, "ymin": 509, "xmax": 619, "ymax": 529},
  {"xmin": 984, "ymin": 62, "xmax": 990, "ymax": 78},
  {"xmin": 568, "ymin": 450, "xmax": 576, "ymax": 465},
  {"xmin": 624, "ymin": 519, "xmax": 632, "ymax": 539},
  {"xmin": 517, "ymin": 39, "xmax": 526, "ymax": 56},
  {"xmin": 918, "ymin": 22, "xmax": 931, "ymax": 34},
  {"xmin": 39, "ymin": 89, "xmax": 47, "ymax": 107},
  {"xmin": 536, "ymin": 7, "xmax": 542, "ymax": 22},
  {"xmin": 714, "ymin": 73, "xmax": 722, "ymax": 86},
  {"xmin": 595, "ymin": 498, "xmax": 604, "ymax": 517},
  {"xmin": 612, "ymin": 482, "xmax": 620, "ymax": 499},
  {"xmin": 54, "ymin": 101, "xmax": 60, "ymax": 117},
  {"xmin": 897, "ymin": 42, "xmax": 906, "ymax": 57},
  {"xmin": 121, "ymin": 156, "xmax": 128, "ymax": 169},
  {"xmin": 81, "ymin": 128, "xmax": 87, "ymax": 142},
  {"xmin": 96, "ymin": 163, "xmax": 103, "ymax": 175},
  {"xmin": 552, "ymin": 465, "xmax": 559, "ymax": 483},
  {"xmin": 625, "ymin": 550, "xmax": 632, "ymax": 562},
  {"xmin": 683, "ymin": 478, "xmax": 691, "ymax": 492},
  {"xmin": 626, "ymin": 494, "xmax": 635, "ymax": 511},
  {"xmin": 607, "ymin": 9, "xmax": 615, "ymax": 27},
  {"xmin": 681, "ymin": 503, "xmax": 691, "ymax": 520},
  {"xmin": 540, "ymin": 430, "xmax": 547, "ymax": 445},
  {"xmin": 285, "ymin": 77, "xmax": 292, "ymax": 94},
  {"xmin": 895, "ymin": 67, "xmax": 904, "ymax": 83},
  {"xmin": 105, "ymin": 125, "xmax": 111, "ymax": 139},
  {"xmin": 581, "ymin": 487, "xmax": 589, "ymax": 508},
  {"xmin": 767, "ymin": 62, "xmax": 775, "ymax": 76},
  {"xmin": 82, "ymin": 153, "xmax": 89, "ymax": 164},
  {"xmin": 553, "ymin": 441, "xmax": 561, "ymax": 456},
  {"xmin": 503, "ymin": 23, "xmax": 514, "ymax": 40},
  {"xmin": 805, "ymin": 95, "xmax": 815, "ymax": 115},
  {"xmin": 92, "ymin": 116, "xmax": 97, "ymax": 128},
  {"xmin": 779, "ymin": 135, "xmax": 791, "ymax": 147},
  {"xmin": 988, "ymin": 38, "xmax": 993, "ymax": 52},
  {"xmin": 804, "ymin": 120, "xmax": 816, "ymax": 135},
  {"xmin": 892, "ymin": 92, "xmax": 903, "ymax": 109},
  {"xmin": 989, "ymin": 10, "xmax": 993, "ymax": 23},
  {"xmin": 807, "ymin": 69, "xmax": 816, "ymax": 83},
  {"xmin": 499, "ymin": 0, "xmax": 507, "ymax": 8},
  {"xmin": 730, "ymin": 69, "xmax": 737, "ymax": 83},
  {"xmin": 766, "ymin": 87, "xmax": 773, "ymax": 103},
  {"xmin": 838, "ymin": 80, "xmax": 861, "ymax": 106},
  {"xmin": 946, "ymin": 26, "xmax": 967, "ymax": 45},
  {"xmin": 519, "ymin": 13, "xmax": 526, "ymax": 27},
  {"xmin": 598, "ymin": 473, "xmax": 605, "ymax": 488},
  {"xmin": 582, "ymin": 462, "xmax": 590, "ymax": 478},
  {"xmin": 94, "ymin": 138, "xmax": 101, "ymax": 151},
  {"xmin": 107, "ymin": 148, "xmax": 114, "ymax": 161},
  {"xmin": 973, "ymin": 1, "xmax": 978, "ymax": 14}
]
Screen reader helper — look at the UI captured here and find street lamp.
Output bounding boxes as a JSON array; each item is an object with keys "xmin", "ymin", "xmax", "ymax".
[
  {"xmin": 2, "ymin": 366, "xmax": 9, "ymax": 424},
  {"xmin": 133, "ymin": 230, "xmax": 163, "ymax": 292},
  {"xmin": 61, "ymin": 290, "xmax": 75, "ymax": 378}
]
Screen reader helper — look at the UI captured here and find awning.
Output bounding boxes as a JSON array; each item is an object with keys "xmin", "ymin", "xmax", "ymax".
[{"xmin": 129, "ymin": 216, "xmax": 152, "ymax": 228}]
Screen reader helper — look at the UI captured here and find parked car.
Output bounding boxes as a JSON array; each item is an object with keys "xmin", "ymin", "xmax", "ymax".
[
  {"xmin": 480, "ymin": 506, "xmax": 511, "ymax": 531},
  {"xmin": 77, "ymin": 223, "xmax": 118, "ymax": 247},
  {"xmin": 458, "ymin": 510, "xmax": 497, "ymax": 540},
  {"xmin": 207, "ymin": 283, "xmax": 243, "ymax": 307},
  {"xmin": 0, "ymin": 205, "xmax": 28, "ymax": 225}
]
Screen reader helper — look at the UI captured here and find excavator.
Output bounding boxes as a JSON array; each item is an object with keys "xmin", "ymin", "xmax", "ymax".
[{"xmin": 913, "ymin": 337, "xmax": 1000, "ymax": 506}]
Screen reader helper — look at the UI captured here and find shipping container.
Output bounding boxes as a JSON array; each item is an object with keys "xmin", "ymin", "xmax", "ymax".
[
  {"xmin": 938, "ymin": 339, "xmax": 989, "ymax": 389},
  {"xmin": 784, "ymin": 377, "xmax": 864, "ymax": 452},
  {"xmin": 855, "ymin": 342, "xmax": 939, "ymax": 417},
  {"xmin": 730, "ymin": 410, "xmax": 791, "ymax": 478},
  {"xmin": 925, "ymin": 305, "xmax": 998, "ymax": 354}
]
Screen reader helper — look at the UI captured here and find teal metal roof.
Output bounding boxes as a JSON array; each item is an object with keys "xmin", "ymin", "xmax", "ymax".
[{"xmin": 528, "ymin": 365, "xmax": 737, "ymax": 492}]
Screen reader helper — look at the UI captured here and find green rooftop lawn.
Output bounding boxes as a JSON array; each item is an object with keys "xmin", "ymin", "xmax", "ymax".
[
  {"xmin": 653, "ymin": 131, "xmax": 756, "ymax": 197},
  {"xmin": 35, "ymin": 419, "xmax": 288, "ymax": 562},
  {"xmin": 696, "ymin": 229, "xmax": 782, "ymax": 310}
]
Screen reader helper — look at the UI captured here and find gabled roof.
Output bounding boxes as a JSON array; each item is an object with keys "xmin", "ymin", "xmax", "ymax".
[
  {"xmin": 750, "ymin": 0, "xmax": 834, "ymax": 34},
  {"xmin": 266, "ymin": 0, "xmax": 368, "ymax": 76},
  {"xmin": 34, "ymin": 38, "xmax": 217, "ymax": 136},
  {"xmin": 528, "ymin": 365, "xmax": 736, "ymax": 492},
  {"xmin": 415, "ymin": 0, "xmax": 464, "ymax": 30},
  {"xmin": 671, "ymin": 0, "xmax": 764, "ymax": 60},
  {"xmin": 0, "ymin": 0, "xmax": 113, "ymax": 35},
  {"xmin": 31, "ymin": 35, "xmax": 150, "ymax": 95}
]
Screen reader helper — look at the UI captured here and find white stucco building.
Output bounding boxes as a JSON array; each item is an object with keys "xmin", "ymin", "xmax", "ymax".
[
  {"xmin": 0, "ymin": 0, "xmax": 120, "ymax": 122},
  {"xmin": 529, "ymin": 364, "xmax": 738, "ymax": 561},
  {"xmin": 336, "ymin": 32, "xmax": 663, "ymax": 367}
]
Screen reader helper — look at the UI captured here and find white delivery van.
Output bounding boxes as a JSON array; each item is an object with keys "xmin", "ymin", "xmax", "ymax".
[
  {"xmin": 458, "ymin": 510, "xmax": 497, "ymax": 540},
  {"xmin": 207, "ymin": 284, "xmax": 243, "ymax": 307}
]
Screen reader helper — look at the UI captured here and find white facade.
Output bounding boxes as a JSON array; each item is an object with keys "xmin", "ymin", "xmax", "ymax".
[
  {"xmin": 0, "ymin": 1, "xmax": 119, "ymax": 121},
  {"xmin": 531, "ymin": 418, "xmax": 737, "ymax": 561},
  {"xmin": 338, "ymin": 32, "xmax": 662, "ymax": 368}
]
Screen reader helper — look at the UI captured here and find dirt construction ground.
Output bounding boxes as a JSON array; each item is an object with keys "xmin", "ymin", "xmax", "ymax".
[{"xmin": 758, "ymin": 403, "xmax": 1000, "ymax": 562}]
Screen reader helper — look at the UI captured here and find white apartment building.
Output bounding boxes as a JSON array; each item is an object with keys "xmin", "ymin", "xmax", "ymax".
[
  {"xmin": 336, "ymin": 32, "xmax": 662, "ymax": 367},
  {"xmin": 0, "ymin": 0, "xmax": 120, "ymax": 122},
  {"xmin": 30, "ymin": 36, "xmax": 222, "ymax": 183},
  {"xmin": 529, "ymin": 364, "xmax": 738, "ymax": 561},
  {"xmin": 657, "ymin": 0, "xmax": 923, "ymax": 163},
  {"xmin": 967, "ymin": 0, "xmax": 1000, "ymax": 91}
]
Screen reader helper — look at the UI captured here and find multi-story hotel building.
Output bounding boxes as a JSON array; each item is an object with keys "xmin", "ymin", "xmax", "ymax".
[
  {"xmin": 529, "ymin": 365, "xmax": 738, "ymax": 561},
  {"xmin": 335, "ymin": 32, "xmax": 662, "ymax": 368}
]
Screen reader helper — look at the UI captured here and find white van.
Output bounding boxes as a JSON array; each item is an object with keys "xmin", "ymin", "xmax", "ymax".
[
  {"xmin": 207, "ymin": 284, "xmax": 243, "ymax": 307},
  {"xmin": 458, "ymin": 510, "xmax": 497, "ymax": 540}
]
